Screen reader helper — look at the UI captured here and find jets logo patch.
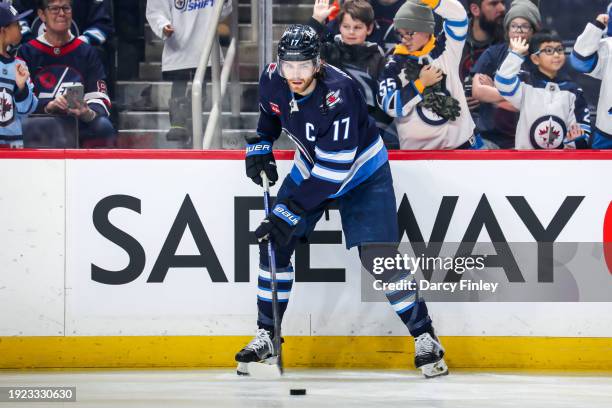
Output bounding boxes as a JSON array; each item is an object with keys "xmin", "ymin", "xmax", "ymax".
[
  {"xmin": 0, "ymin": 87, "xmax": 14, "ymax": 127},
  {"xmin": 529, "ymin": 115, "xmax": 566, "ymax": 149},
  {"xmin": 269, "ymin": 102, "xmax": 281, "ymax": 115},
  {"xmin": 325, "ymin": 90, "xmax": 342, "ymax": 110}
]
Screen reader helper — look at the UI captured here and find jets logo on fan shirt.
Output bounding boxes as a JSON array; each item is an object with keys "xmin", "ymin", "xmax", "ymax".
[
  {"xmin": 0, "ymin": 87, "xmax": 15, "ymax": 126},
  {"xmin": 529, "ymin": 116, "xmax": 567, "ymax": 149}
]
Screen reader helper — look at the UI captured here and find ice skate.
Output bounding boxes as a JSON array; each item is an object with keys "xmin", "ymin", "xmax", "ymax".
[
  {"xmin": 235, "ymin": 329, "xmax": 279, "ymax": 377},
  {"xmin": 414, "ymin": 331, "xmax": 449, "ymax": 379}
]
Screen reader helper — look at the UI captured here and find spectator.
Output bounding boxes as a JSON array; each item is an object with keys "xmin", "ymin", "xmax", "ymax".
[
  {"xmin": 146, "ymin": 0, "xmax": 232, "ymax": 144},
  {"xmin": 461, "ymin": 0, "xmax": 506, "ymax": 129},
  {"xmin": 571, "ymin": 10, "xmax": 612, "ymax": 149},
  {"xmin": 18, "ymin": 0, "xmax": 115, "ymax": 148},
  {"xmin": 13, "ymin": 0, "xmax": 113, "ymax": 47},
  {"xmin": 320, "ymin": 0, "xmax": 405, "ymax": 54},
  {"xmin": 377, "ymin": 0, "xmax": 480, "ymax": 150},
  {"xmin": 471, "ymin": 0, "xmax": 541, "ymax": 149},
  {"xmin": 495, "ymin": 32, "xmax": 591, "ymax": 149},
  {"xmin": 309, "ymin": 0, "xmax": 399, "ymax": 148},
  {"xmin": 0, "ymin": 3, "xmax": 37, "ymax": 148}
]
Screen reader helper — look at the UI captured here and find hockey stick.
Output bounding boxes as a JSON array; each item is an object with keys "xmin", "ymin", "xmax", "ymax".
[{"xmin": 260, "ymin": 171, "xmax": 284, "ymax": 375}]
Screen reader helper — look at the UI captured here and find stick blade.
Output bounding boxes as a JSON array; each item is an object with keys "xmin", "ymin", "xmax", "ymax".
[{"xmin": 238, "ymin": 356, "xmax": 282, "ymax": 379}]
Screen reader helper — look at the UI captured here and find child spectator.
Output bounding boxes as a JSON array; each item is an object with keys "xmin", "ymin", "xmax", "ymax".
[
  {"xmin": 0, "ymin": 3, "xmax": 37, "ymax": 148},
  {"xmin": 571, "ymin": 10, "xmax": 612, "ymax": 149},
  {"xmin": 309, "ymin": 0, "xmax": 399, "ymax": 148},
  {"xmin": 377, "ymin": 0, "xmax": 480, "ymax": 150},
  {"xmin": 495, "ymin": 32, "xmax": 591, "ymax": 149},
  {"xmin": 146, "ymin": 0, "xmax": 232, "ymax": 144},
  {"xmin": 471, "ymin": 0, "xmax": 541, "ymax": 149}
]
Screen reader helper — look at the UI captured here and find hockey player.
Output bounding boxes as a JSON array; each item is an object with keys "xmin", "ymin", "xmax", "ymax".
[
  {"xmin": 146, "ymin": 0, "xmax": 232, "ymax": 144},
  {"xmin": 235, "ymin": 24, "xmax": 448, "ymax": 379},
  {"xmin": 571, "ymin": 10, "xmax": 612, "ymax": 149},
  {"xmin": 377, "ymin": 0, "xmax": 480, "ymax": 150},
  {"xmin": 495, "ymin": 32, "xmax": 591, "ymax": 149},
  {"xmin": 18, "ymin": 0, "xmax": 115, "ymax": 147},
  {"xmin": 309, "ymin": 0, "xmax": 399, "ymax": 148},
  {"xmin": 0, "ymin": 2, "xmax": 37, "ymax": 148}
]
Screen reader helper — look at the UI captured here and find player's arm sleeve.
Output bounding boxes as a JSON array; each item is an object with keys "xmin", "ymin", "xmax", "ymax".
[
  {"xmin": 288, "ymin": 105, "xmax": 362, "ymax": 212},
  {"xmin": 14, "ymin": 63, "xmax": 38, "ymax": 116},
  {"xmin": 423, "ymin": 0, "xmax": 468, "ymax": 57},
  {"xmin": 255, "ymin": 65, "xmax": 282, "ymax": 143},
  {"xmin": 377, "ymin": 58, "xmax": 425, "ymax": 118},
  {"xmin": 78, "ymin": 0, "xmax": 114, "ymax": 46},
  {"xmin": 146, "ymin": 0, "xmax": 172, "ymax": 40},
  {"xmin": 571, "ymin": 21, "xmax": 609, "ymax": 79},
  {"xmin": 83, "ymin": 49, "xmax": 111, "ymax": 117},
  {"xmin": 494, "ymin": 51, "xmax": 525, "ymax": 109}
]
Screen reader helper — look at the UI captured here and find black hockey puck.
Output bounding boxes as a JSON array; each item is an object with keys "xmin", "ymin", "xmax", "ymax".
[{"xmin": 290, "ymin": 389, "xmax": 306, "ymax": 396}]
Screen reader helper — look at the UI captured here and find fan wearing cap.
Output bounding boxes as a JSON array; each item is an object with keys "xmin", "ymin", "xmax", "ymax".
[
  {"xmin": 377, "ymin": 0, "xmax": 481, "ymax": 150},
  {"xmin": 0, "ymin": 3, "xmax": 37, "ymax": 148},
  {"xmin": 471, "ymin": 0, "xmax": 541, "ymax": 149}
]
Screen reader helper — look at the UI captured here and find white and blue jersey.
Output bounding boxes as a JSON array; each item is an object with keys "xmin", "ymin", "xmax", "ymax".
[
  {"xmin": 0, "ymin": 55, "xmax": 37, "ymax": 148},
  {"xmin": 377, "ymin": 0, "xmax": 474, "ymax": 150},
  {"xmin": 257, "ymin": 63, "xmax": 388, "ymax": 212}
]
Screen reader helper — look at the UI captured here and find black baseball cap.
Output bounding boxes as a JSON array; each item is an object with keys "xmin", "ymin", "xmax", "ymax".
[{"xmin": 0, "ymin": 3, "xmax": 33, "ymax": 28}]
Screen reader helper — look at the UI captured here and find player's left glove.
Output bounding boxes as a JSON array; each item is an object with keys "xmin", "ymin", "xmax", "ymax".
[{"xmin": 255, "ymin": 200, "xmax": 305, "ymax": 245}]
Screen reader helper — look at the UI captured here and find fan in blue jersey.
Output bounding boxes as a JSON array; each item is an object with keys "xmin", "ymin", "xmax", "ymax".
[
  {"xmin": 235, "ymin": 24, "xmax": 448, "ymax": 379},
  {"xmin": 0, "ymin": 2, "xmax": 37, "ymax": 148},
  {"xmin": 18, "ymin": 0, "xmax": 115, "ymax": 147}
]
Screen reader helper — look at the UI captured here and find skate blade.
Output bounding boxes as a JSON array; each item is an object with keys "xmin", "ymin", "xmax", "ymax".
[
  {"xmin": 420, "ymin": 358, "xmax": 449, "ymax": 379},
  {"xmin": 236, "ymin": 357, "xmax": 282, "ymax": 379}
]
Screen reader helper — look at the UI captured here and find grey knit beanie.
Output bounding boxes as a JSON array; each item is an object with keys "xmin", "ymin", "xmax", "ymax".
[
  {"xmin": 504, "ymin": 0, "xmax": 542, "ymax": 32},
  {"xmin": 393, "ymin": 0, "xmax": 435, "ymax": 34}
]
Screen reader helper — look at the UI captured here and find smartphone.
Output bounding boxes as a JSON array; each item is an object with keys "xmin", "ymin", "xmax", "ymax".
[{"xmin": 64, "ymin": 84, "xmax": 84, "ymax": 110}]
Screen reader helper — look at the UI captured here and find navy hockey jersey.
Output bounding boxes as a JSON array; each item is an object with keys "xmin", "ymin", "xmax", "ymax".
[
  {"xmin": 14, "ymin": 0, "xmax": 114, "ymax": 46},
  {"xmin": 17, "ymin": 35, "xmax": 111, "ymax": 116},
  {"xmin": 0, "ymin": 55, "xmax": 37, "ymax": 148},
  {"xmin": 257, "ymin": 63, "xmax": 388, "ymax": 211}
]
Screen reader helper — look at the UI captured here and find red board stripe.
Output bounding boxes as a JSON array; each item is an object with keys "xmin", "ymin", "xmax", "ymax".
[{"xmin": 1, "ymin": 149, "xmax": 612, "ymax": 160}]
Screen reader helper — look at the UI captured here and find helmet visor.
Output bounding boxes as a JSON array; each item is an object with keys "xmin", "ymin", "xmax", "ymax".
[{"xmin": 279, "ymin": 58, "xmax": 318, "ymax": 80}]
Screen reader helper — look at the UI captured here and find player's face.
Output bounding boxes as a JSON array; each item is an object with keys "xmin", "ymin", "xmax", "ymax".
[
  {"xmin": 532, "ymin": 41, "xmax": 566, "ymax": 75},
  {"xmin": 280, "ymin": 59, "xmax": 319, "ymax": 95},
  {"xmin": 339, "ymin": 14, "xmax": 373, "ymax": 45},
  {"xmin": 39, "ymin": 0, "xmax": 73, "ymax": 34},
  {"xmin": 396, "ymin": 29, "xmax": 431, "ymax": 52}
]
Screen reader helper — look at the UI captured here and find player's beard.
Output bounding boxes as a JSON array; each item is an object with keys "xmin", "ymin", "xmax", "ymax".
[{"xmin": 288, "ymin": 76, "xmax": 316, "ymax": 95}]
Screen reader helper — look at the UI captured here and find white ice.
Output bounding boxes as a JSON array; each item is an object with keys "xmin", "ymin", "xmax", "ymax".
[{"xmin": 1, "ymin": 369, "xmax": 611, "ymax": 407}]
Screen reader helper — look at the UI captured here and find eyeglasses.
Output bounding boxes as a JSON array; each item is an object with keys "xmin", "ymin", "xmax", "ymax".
[
  {"xmin": 46, "ymin": 5, "xmax": 72, "ymax": 14},
  {"xmin": 394, "ymin": 29, "xmax": 417, "ymax": 40},
  {"xmin": 535, "ymin": 46, "xmax": 565, "ymax": 56},
  {"xmin": 509, "ymin": 23, "xmax": 533, "ymax": 33}
]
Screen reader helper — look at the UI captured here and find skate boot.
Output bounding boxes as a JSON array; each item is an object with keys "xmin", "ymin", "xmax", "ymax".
[
  {"xmin": 235, "ymin": 329, "xmax": 276, "ymax": 376},
  {"xmin": 414, "ymin": 331, "xmax": 449, "ymax": 378}
]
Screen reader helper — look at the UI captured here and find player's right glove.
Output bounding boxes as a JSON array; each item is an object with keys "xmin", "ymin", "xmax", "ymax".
[
  {"xmin": 245, "ymin": 135, "xmax": 278, "ymax": 187},
  {"xmin": 255, "ymin": 200, "xmax": 305, "ymax": 245}
]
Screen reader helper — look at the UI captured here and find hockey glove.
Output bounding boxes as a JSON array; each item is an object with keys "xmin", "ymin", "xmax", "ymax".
[
  {"xmin": 255, "ymin": 200, "xmax": 305, "ymax": 245},
  {"xmin": 245, "ymin": 137, "xmax": 278, "ymax": 187}
]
